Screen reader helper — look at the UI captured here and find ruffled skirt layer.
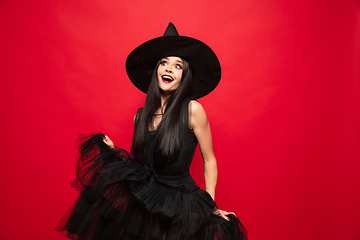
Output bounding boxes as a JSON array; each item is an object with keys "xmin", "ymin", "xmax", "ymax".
[{"xmin": 55, "ymin": 134, "xmax": 247, "ymax": 240}]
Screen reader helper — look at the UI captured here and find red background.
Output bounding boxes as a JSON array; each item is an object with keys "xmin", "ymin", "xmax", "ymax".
[{"xmin": 1, "ymin": 0, "xmax": 360, "ymax": 239}]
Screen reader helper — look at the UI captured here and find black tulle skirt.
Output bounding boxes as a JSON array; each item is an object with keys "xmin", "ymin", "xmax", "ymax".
[{"xmin": 55, "ymin": 134, "xmax": 247, "ymax": 240}]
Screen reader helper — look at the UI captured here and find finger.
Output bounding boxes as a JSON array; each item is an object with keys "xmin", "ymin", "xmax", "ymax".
[
  {"xmin": 220, "ymin": 212, "xmax": 230, "ymax": 221},
  {"xmin": 227, "ymin": 212, "xmax": 237, "ymax": 217},
  {"xmin": 103, "ymin": 137, "xmax": 112, "ymax": 145},
  {"xmin": 223, "ymin": 215, "xmax": 230, "ymax": 221},
  {"xmin": 222, "ymin": 210, "xmax": 230, "ymax": 215}
]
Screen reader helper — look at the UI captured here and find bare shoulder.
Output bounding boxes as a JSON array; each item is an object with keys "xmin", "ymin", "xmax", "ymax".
[
  {"xmin": 189, "ymin": 100, "xmax": 207, "ymax": 116},
  {"xmin": 189, "ymin": 100, "xmax": 209, "ymax": 129}
]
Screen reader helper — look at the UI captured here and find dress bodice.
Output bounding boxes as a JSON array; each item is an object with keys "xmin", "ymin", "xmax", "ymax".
[{"xmin": 142, "ymin": 129, "xmax": 198, "ymax": 176}]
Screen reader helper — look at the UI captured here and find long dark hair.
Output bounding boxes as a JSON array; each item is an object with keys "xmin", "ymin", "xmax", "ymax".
[{"xmin": 131, "ymin": 57, "xmax": 193, "ymax": 166}]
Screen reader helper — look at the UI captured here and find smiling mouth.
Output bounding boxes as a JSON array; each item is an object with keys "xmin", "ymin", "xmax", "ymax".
[{"xmin": 161, "ymin": 75, "xmax": 174, "ymax": 83}]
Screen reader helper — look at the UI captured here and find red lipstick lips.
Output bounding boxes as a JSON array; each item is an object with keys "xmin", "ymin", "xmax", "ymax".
[{"xmin": 161, "ymin": 74, "xmax": 174, "ymax": 83}]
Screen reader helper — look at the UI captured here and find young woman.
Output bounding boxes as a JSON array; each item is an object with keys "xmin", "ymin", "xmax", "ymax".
[{"xmin": 56, "ymin": 23, "xmax": 247, "ymax": 240}]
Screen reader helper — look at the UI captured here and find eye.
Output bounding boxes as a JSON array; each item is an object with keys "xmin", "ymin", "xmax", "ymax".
[
  {"xmin": 175, "ymin": 64, "xmax": 183, "ymax": 69},
  {"xmin": 160, "ymin": 60, "xmax": 168, "ymax": 66}
]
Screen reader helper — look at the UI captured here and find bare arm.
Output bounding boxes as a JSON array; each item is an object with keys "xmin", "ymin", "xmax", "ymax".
[
  {"xmin": 189, "ymin": 100, "xmax": 218, "ymax": 200},
  {"xmin": 190, "ymin": 100, "xmax": 235, "ymax": 221}
]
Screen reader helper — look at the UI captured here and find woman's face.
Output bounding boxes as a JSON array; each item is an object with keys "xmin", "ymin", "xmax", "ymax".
[{"xmin": 157, "ymin": 56, "xmax": 183, "ymax": 93}]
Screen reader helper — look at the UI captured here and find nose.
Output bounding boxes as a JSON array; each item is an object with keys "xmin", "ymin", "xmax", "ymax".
[{"xmin": 165, "ymin": 65, "xmax": 172, "ymax": 73}]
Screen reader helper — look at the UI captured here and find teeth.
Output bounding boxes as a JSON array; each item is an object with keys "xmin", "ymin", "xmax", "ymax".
[{"xmin": 162, "ymin": 75, "xmax": 173, "ymax": 81}]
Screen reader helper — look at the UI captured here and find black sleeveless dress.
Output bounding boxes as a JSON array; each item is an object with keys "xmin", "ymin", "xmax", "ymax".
[{"xmin": 56, "ymin": 100, "xmax": 247, "ymax": 240}]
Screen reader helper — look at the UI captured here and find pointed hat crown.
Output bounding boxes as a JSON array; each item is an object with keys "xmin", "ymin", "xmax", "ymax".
[{"xmin": 163, "ymin": 22, "xmax": 179, "ymax": 36}]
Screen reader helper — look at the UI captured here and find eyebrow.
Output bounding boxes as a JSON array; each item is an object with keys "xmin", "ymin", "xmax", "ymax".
[{"xmin": 163, "ymin": 57, "xmax": 183, "ymax": 63}]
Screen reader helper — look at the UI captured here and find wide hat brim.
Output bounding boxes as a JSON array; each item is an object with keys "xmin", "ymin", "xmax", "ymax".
[{"xmin": 126, "ymin": 24, "xmax": 221, "ymax": 99}]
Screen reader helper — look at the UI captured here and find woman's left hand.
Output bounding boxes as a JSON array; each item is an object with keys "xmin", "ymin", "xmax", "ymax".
[
  {"xmin": 103, "ymin": 135, "xmax": 115, "ymax": 149},
  {"xmin": 215, "ymin": 209, "xmax": 236, "ymax": 221}
]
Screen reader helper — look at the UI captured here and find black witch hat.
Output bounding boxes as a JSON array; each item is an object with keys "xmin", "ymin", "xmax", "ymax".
[{"xmin": 126, "ymin": 22, "xmax": 221, "ymax": 99}]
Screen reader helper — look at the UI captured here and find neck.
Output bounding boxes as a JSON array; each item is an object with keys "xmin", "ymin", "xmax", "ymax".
[{"xmin": 160, "ymin": 91, "xmax": 173, "ymax": 108}]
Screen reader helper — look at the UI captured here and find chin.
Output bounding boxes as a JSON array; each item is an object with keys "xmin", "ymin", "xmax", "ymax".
[
  {"xmin": 159, "ymin": 84, "xmax": 178, "ymax": 92},
  {"xmin": 160, "ymin": 88, "xmax": 176, "ymax": 93}
]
